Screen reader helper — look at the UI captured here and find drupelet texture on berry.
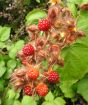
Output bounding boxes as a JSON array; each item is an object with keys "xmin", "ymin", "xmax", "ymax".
[
  {"xmin": 36, "ymin": 83, "xmax": 48, "ymax": 96},
  {"xmin": 23, "ymin": 86, "xmax": 32, "ymax": 96},
  {"xmin": 28, "ymin": 68, "xmax": 39, "ymax": 80},
  {"xmin": 22, "ymin": 44, "xmax": 35, "ymax": 56},
  {"xmin": 38, "ymin": 19, "xmax": 51, "ymax": 31},
  {"xmin": 48, "ymin": 71, "xmax": 59, "ymax": 83}
]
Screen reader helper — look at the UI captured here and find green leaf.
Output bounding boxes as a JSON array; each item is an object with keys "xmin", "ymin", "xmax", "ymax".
[
  {"xmin": 42, "ymin": 102, "xmax": 55, "ymax": 105},
  {"xmin": 25, "ymin": 9, "xmax": 47, "ymax": 25},
  {"xmin": 0, "ymin": 26, "xmax": 11, "ymax": 41},
  {"xmin": 7, "ymin": 89, "xmax": 16, "ymax": 99},
  {"xmin": 3, "ymin": 88, "xmax": 20, "ymax": 105},
  {"xmin": 77, "ymin": 10, "xmax": 88, "ymax": 33},
  {"xmin": 7, "ymin": 44, "xmax": 15, "ymax": 51},
  {"xmin": 45, "ymin": 91, "xmax": 54, "ymax": 101},
  {"xmin": 3, "ymin": 98, "xmax": 14, "ymax": 105},
  {"xmin": 15, "ymin": 93, "xmax": 20, "ymax": 100},
  {"xmin": 22, "ymin": 96, "xmax": 37, "ymax": 105},
  {"xmin": 7, "ymin": 60, "xmax": 17, "ymax": 69},
  {"xmin": 0, "ymin": 66, "xmax": 6, "ymax": 77},
  {"xmin": 67, "ymin": 0, "xmax": 81, "ymax": 4},
  {"xmin": 60, "ymin": 40, "xmax": 88, "ymax": 97},
  {"xmin": 67, "ymin": 2, "xmax": 77, "ymax": 17},
  {"xmin": 0, "ymin": 79, "xmax": 4, "ymax": 92},
  {"xmin": 9, "ymin": 40, "xmax": 24, "ymax": 59},
  {"xmin": 59, "ymin": 6, "xmax": 88, "ymax": 98},
  {"xmin": 54, "ymin": 97, "xmax": 66, "ymax": 105},
  {"xmin": 13, "ymin": 100, "xmax": 21, "ymax": 105},
  {"xmin": 77, "ymin": 74, "xmax": 88, "ymax": 102},
  {"xmin": 4, "ymin": 68, "xmax": 14, "ymax": 79},
  {"xmin": 0, "ymin": 60, "xmax": 5, "ymax": 67},
  {"xmin": 60, "ymin": 81, "xmax": 76, "ymax": 98},
  {"xmin": 3, "ymin": 89, "xmax": 19, "ymax": 105},
  {"xmin": 43, "ymin": 94, "xmax": 65, "ymax": 105},
  {"xmin": 67, "ymin": 0, "xmax": 88, "ymax": 5},
  {"xmin": 9, "ymin": 48, "xmax": 17, "ymax": 59},
  {"xmin": 15, "ymin": 40, "xmax": 24, "ymax": 51},
  {"xmin": 0, "ymin": 42, "xmax": 6, "ymax": 48},
  {"xmin": 36, "ymin": 0, "xmax": 40, "ymax": 3},
  {"xmin": 81, "ymin": 0, "xmax": 88, "ymax": 4}
]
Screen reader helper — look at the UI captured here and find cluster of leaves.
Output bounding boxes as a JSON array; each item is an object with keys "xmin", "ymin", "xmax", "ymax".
[{"xmin": 0, "ymin": 0, "xmax": 88, "ymax": 105}]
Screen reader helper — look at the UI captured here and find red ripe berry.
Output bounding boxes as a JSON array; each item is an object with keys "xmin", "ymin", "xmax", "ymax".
[
  {"xmin": 36, "ymin": 83, "xmax": 48, "ymax": 96},
  {"xmin": 23, "ymin": 86, "xmax": 32, "ymax": 96},
  {"xmin": 28, "ymin": 69, "xmax": 39, "ymax": 80},
  {"xmin": 22, "ymin": 44, "xmax": 35, "ymax": 56},
  {"xmin": 38, "ymin": 19, "xmax": 51, "ymax": 31},
  {"xmin": 48, "ymin": 71, "xmax": 59, "ymax": 83}
]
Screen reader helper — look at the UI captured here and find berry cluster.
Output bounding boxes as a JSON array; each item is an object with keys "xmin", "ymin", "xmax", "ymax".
[
  {"xmin": 11, "ymin": 4, "xmax": 84, "ymax": 97},
  {"xmin": 11, "ymin": 65, "xmax": 59, "ymax": 96}
]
